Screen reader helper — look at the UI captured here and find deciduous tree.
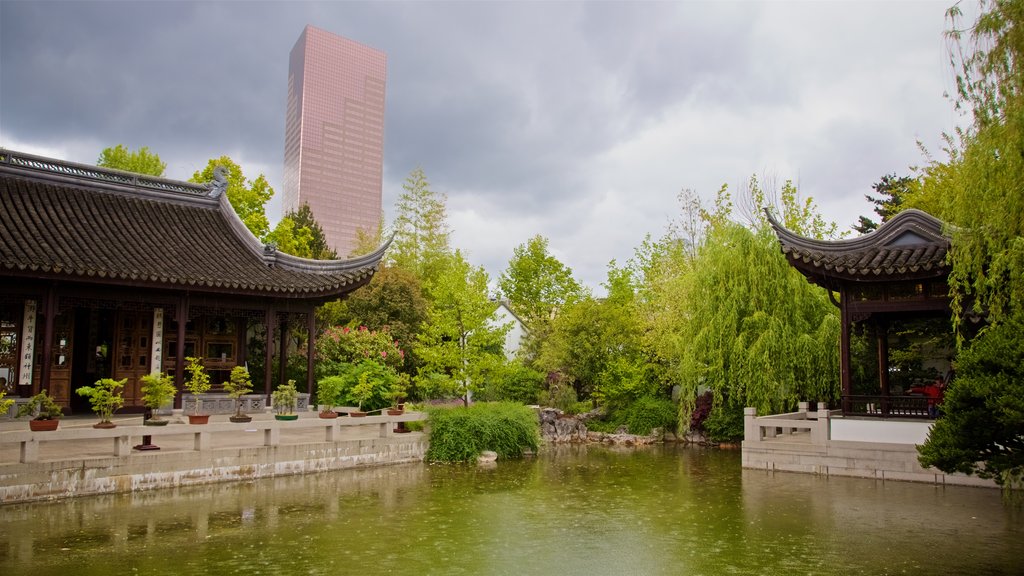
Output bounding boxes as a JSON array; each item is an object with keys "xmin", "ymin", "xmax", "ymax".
[
  {"xmin": 415, "ymin": 251, "xmax": 509, "ymax": 405},
  {"xmin": 97, "ymin": 145, "xmax": 166, "ymax": 177},
  {"xmin": 390, "ymin": 168, "xmax": 451, "ymax": 288},
  {"xmin": 191, "ymin": 156, "xmax": 274, "ymax": 240}
]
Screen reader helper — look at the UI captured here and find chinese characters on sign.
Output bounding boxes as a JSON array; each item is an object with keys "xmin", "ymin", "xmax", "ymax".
[
  {"xmin": 151, "ymin": 308, "xmax": 163, "ymax": 375},
  {"xmin": 19, "ymin": 300, "xmax": 36, "ymax": 386}
]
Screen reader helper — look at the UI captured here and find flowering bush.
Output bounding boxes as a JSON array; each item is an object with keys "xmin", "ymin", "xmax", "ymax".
[{"xmin": 317, "ymin": 325, "xmax": 404, "ymax": 378}]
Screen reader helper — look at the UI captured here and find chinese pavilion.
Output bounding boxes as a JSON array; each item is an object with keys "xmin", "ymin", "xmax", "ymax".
[{"xmin": 0, "ymin": 149, "xmax": 388, "ymax": 412}]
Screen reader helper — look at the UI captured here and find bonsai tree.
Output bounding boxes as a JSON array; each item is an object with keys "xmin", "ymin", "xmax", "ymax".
[
  {"xmin": 316, "ymin": 375, "xmax": 346, "ymax": 415},
  {"xmin": 76, "ymin": 377, "xmax": 126, "ymax": 427},
  {"xmin": 0, "ymin": 388, "xmax": 13, "ymax": 416},
  {"xmin": 351, "ymin": 371, "xmax": 376, "ymax": 414},
  {"xmin": 385, "ymin": 374, "xmax": 410, "ymax": 411},
  {"xmin": 16, "ymin": 390, "xmax": 63, "ymax": 421},
  {"xmin": 272, "ymin": 379, "xmax": 299, "ymax": 416},
  {"xmin": 140, "ymin": 372, "xmax": 176, "ymax": 423},
  {"xmin": 223, "ymin": 365, "xmax": 254, "ymax": 420},
  {"xmin": 183, "ymin": 356, "xmax": 211, "ymax": 415}
]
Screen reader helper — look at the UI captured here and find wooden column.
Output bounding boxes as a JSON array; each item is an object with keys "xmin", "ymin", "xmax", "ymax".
[
  {"xmin": 175, "ymin": 296, "xmax": 188, "ymax": 409},
  {"xmin": 876, "ymin": 318, "xmax": 890, "ymax": 416},
  {"xmin": 277, "ymin": 314, "xmax": 289, "ymax": 388},
  {"xmin": 840, "ymin": 291, "xmax": 851, "ymax": 414},
  {"xmin": 39, "ymin": 285, "xmax": 57, "ymax": 395},
  {"xmin": 264, "ymin": 308, "xmax": 274, "ymax": 397},
  {"xmin": 306, "ymin": 308, "xmax": 316, "ymax": 402}
]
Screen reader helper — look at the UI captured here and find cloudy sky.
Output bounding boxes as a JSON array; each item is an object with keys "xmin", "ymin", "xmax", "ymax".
[{"xmin": 1, "ymin": 1, "xmax": 970, "ymax": 293}]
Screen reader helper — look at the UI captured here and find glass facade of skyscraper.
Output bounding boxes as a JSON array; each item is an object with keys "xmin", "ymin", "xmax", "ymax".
[{"xmin": 283, "ymin": 25, "xmax": 386, "ymax": 257}]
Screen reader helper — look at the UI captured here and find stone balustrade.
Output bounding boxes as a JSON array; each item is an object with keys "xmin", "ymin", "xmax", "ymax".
[{"xmin": 1, "ymin": 411, "xmax": 426, "ymax": 464}]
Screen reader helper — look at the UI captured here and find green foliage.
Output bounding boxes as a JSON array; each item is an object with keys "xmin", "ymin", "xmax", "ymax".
[
  {"xmin": 97, "ymin": 144, "xmax": 166, "ymax": 177},
  {"xmin": 324, "ymin": 360, "xmax": 399, "ymax": 413},
  {"xmin": 651, "ymin": 181, "xmax": 841, "ymax": 434},
  {"xmin": 191, "ymin": 156, "xmax": 274, "ymax": 240},
  {"xmin": 317, "ymin": 324, "xmax": 404, "ymax": 382},
  {"xmin": 475, "ymin": 359, "xmax": 545, "ymax": 404},
  {"xmin": 909, "ymin": 1, "xmax": 1024, "ymax": 335},
  {"xmin": 390, "ymin": 167, "xmax": 452, "ymax": 286},
  {"xmin": 425, "ymin": 402, "xmax": 540, "ymax": 463},
  {"xmin": 498, "ymin": 234, "xmax": 585, "ymax": 329},
  {"xmin": 702, "ymin": 401, "xmax": 746, "ymax": 442},
  {"xmin": 265, "ymin": 203, "xmax": 337, "ymax": 260},
  {"xmin": 415, "ymin": 251, "xmax": 510, "ymax": 404},
  {"xmin": 852, "ymin": 174, "xmax": 914, "ymax": 234},
  {"xmin": 918, "ymin": 313, "xmax": 1024, "ymax": 490},
  {"xmin": 223, "ymin": 366, "xmax": 253, "ymax": 399},
  {"xmin": 222, "ymin": 366, "xmax": 253, "ymax": 417},
  {"xmin": 272, "ymin": 380, "xmax": 299, "ymax": 415},
  {"xmin": 537, "ymin": 378, "xmax": 579, "ymax": 412},
  {"xmin": 0, "ymin": 388, "xmax": 13, "ymax": 415},
  {"xmin": 623, "ymin": 396, "xmax": 677, "ymax": 435},
  {"xmin": 139, "ymin": 372, "xmax": 176, "ymax": 413},
  {"xmin": 316, "ymin": 375, "xmax": 346, "ymax": 411},
  {"xmin": 16, "ymin": 390, "xmax": 63, "ymax": 420},
  {"xmin": 76, "ymin": 378, "xmax": 126, "ymax": 423},
  {"xmin": 184, "ymin": 356, "xmax": 211, "ymax": 396},
  {"xmin": 332, "ymin": 266, "xmax": 428, "ymax": 375}
]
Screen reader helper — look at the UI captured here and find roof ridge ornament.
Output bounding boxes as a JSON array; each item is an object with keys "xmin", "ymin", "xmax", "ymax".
[{"xmin": 207, "ymin": 165, "xmax": 229, "ymax": 198}]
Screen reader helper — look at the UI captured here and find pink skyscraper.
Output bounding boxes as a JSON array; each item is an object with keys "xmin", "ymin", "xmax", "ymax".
[{"xmin": 283, "ymin": 25, "xmax": 386, "ymax": 256}]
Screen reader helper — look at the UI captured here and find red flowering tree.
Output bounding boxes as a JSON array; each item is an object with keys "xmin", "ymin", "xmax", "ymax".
[{"xmin": 316, "ymin": 325, "xmax": 404, "ymax": 380}]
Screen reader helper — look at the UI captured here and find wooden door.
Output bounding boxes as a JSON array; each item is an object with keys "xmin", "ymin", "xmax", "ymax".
[{"xmin": 112, "ymin": 311, "xmax": 152, "ymax": 408}]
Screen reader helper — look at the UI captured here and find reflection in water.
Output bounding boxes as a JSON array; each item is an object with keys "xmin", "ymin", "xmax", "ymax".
[{"xmin": 1, "ymin": 445, "xmax": 1020, "ymax": 575}]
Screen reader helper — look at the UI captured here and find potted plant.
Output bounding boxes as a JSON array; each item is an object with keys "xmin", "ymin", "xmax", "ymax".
[
  {"xmin": 349, "ymin": 372, "xmax": 375, "ymax": 417},
  {"xmin": 0, "ymin": 388, "xmax": 13, "ymax": 417},
  {"xmin": 316, "ymin": 375, "xmax": 345, "ymax": 419},
  {"xmin": 184, "ymin": 356, "xmax": 211, "ymax": 424},
  {"xmin": 140, "ymin": 372, "xmax": 176, "ymax": 426},
  {"xmin": 224, "ymin": 366, "xmax": 254, "ymax": 423},
  {"xmin": 386, "ymin": 374, "xmax": 409, "ymax": 416},
  {"xmin": 272, "ymin": 379, "xmax": 299, "ymax": 420},
  {"xmin": 16, "ymin": 390, "xmax": 63, "ymax": 431},
  {"xmin": 75, "ymin": 377, "xmax": 126, "ymax": 428}
]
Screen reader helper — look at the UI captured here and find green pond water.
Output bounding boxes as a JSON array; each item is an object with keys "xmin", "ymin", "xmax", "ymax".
[{"xmin": 1, "ymin": 444, "xmax": 1021, "ymax": 575}]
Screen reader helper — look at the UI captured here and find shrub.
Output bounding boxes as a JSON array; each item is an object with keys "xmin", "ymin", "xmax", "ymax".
[
  {"xmin": 426, "ymin": 402, "xmax": 540, "ymax": 463},
  {"xmin": 702, "ymin": 401, "xmax": 745, "ymax": 442},
  {"xmin": 623, "ymin": 396, "xmax": 677, "ymax": 435},
  {"xmin": 326, "ymin": 359, "xmax": 398, "ymax": 412},
  {"xmin": 538, "ymin": 381, "xmax": 578, "ymax": 412}
]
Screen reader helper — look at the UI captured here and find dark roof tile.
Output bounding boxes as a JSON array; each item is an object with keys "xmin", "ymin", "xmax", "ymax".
[{"xmin": 0, "ymin": 150, "xmax": 388, "ymax": 299}]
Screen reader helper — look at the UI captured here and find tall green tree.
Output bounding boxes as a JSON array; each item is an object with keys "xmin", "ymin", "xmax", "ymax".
[
  {"xmin": 909, "ymin": 0, "xmax": 1024, "ymax": 331},
  {"xmin": 191, "ymin": 156, "xmax": 274, "ymax": 240},
  {"xmin": 913, "ymin": 0, "xmax": 1024, "ymax": 491},
  {"xmin": 852, "ymin": 174, "xmax": 914, "ymax": 234},
  {"xmin": 653, "ymin": 181, "xmax": 841, "ymax": 439},
  {"xmin": 498, "ymin": 235, "xmax": 585, "ymax": 328},
  {"xmin": 97, "ymin": 145, "xmax": 166, "ymax": 177},
  {"xmin": 415, "ymin": 251, "xmax": 509, "ymax": 405},
  {"xmin": 390, "ymin": 168, "xmax": 451, "ymax": 288},
  {"xmin": 337, "ymin": 266, "xmax": 429, "ymax": 375},
  {"xmin": 917, "ymin": 313, "xmax": 1024, "ymax": 489},
  {"xmin": 266, "ymin": 203, "xmax": 337, "ymax": 259}
]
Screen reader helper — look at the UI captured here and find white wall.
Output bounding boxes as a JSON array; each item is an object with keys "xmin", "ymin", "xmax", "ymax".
[{"xmin": 831, "ymin": 418, "xmax": 933, "ymax": 445}]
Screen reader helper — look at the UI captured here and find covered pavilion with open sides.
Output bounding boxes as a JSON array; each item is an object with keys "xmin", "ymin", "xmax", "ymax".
[
  {"xmin": 0, "ymin": 149, "xmax": 389, "ymax": 414},
  {"xmin": 767, "ymin": 208, "xmax": 962, "ymax": 419}
]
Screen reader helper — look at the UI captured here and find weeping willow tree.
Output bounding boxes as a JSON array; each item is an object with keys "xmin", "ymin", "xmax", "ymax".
[{"xmin": 654, "ymin": 179, "xmax": 841, "ymax": 440}]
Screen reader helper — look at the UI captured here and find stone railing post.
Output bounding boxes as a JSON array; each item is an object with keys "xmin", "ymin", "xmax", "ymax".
[
  {"xmin": 798, "ymin": 401, "xmax": 809, "ymax": 416},
  {"xmin": 811, "ymin": 407, "xmax": 831, "ymax": 445},
  {"xmin": 744, "ymin": 407, "xmax": 759, "ymax": 443}
]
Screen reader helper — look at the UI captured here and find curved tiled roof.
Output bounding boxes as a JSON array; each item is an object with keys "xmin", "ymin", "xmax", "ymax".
[
  {"xmin": 0, "ymin": 149, "xmax": 388, "ymax": 299},
  {"xmin": 766, "ymin": 208, "xmax": 950, "ymax": 283}
]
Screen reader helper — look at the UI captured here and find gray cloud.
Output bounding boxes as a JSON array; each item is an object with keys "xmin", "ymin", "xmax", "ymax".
[{"xmin": 1, "ymin": 1, "xmax": 962, "ymax": 291}]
